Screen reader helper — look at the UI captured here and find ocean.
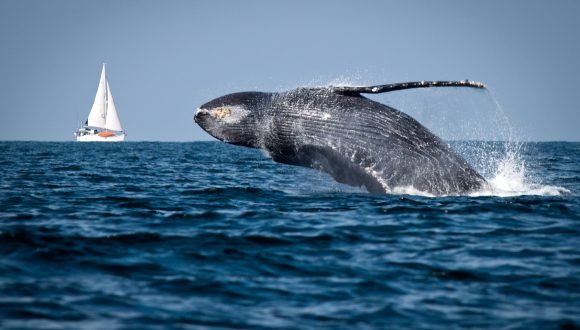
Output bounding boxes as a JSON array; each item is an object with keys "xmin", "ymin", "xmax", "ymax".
[{"xmin": 0, "ymin": 141, "xmax": 579, "ymax": 329}]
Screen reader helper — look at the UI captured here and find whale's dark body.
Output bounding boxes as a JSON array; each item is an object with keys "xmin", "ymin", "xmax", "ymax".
[{"xmin": 194, "ymin": 81, "xmax": 487, "ymax": 195}]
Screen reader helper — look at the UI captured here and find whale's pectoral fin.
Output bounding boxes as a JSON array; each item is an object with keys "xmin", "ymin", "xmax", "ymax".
[
  {"xmin": 330, "ymin": 80, "xmax": 486, "ymax": 96},
  {"xmin": 270, "ymin": 144, "xmax": 385, "ymax": 193}
]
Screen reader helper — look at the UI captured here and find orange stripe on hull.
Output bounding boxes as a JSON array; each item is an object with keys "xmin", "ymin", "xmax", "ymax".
[{"xmin": 98, "ymin": 131, "xmax": 116, "ymax": 137}]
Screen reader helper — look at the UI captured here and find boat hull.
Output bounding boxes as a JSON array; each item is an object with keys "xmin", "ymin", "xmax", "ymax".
[{"xmin": 76, "ymin": 133, "xmax": 125, "ymax": 142}]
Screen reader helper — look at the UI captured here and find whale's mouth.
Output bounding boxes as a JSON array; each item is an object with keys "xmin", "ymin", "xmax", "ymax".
[
  {"xmin": 194, "ymin": 108, "xmax": 217, "ymax": 139},
  {"xmin": 194, "ymin": 108, "xmax": 211, "ymax": 123},
  {"xmin": 193, "ymin": 107, "xmax": 231, "ymax": 144}
]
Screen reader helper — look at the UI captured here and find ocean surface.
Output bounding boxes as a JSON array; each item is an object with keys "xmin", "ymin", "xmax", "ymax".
[{"xmin": 0, "ymin": 141, "xmax": 579, "ymax": 330}]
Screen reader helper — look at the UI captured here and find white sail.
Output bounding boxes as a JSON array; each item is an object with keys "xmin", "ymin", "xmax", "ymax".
[
  {"xmin": 104, "ymin": 82, "xmax": 123, "ymax": 131},
  {"xmin": 86, "ymin": 64, "xmax": 107, "ymax": 128}
]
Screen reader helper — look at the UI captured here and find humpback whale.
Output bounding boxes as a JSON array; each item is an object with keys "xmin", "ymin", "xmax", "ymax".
[{"xmin": 194, "ymin": 80, "xmax": 488, "ymax": 195}]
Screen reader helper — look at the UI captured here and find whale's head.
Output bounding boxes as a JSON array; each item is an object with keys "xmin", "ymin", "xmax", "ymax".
[{"xmin": 195, "ymin": 92, "xmax": 271, "ymax": 148}]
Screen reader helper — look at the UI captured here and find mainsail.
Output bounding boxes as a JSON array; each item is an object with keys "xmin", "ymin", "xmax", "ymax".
[{"xmin": 85, "ymin": 64, "xmax": 123, "ymax": 132}]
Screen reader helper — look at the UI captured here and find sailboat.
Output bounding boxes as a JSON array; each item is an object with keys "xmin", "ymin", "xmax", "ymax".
[{"xmin": 75, "ymin": 64, "xmax": 126, "ymax": 141}]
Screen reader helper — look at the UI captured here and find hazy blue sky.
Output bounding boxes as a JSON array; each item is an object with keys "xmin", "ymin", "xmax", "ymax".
[{"xmin": 1, "ymin": 0, "xmax": 578, "ymax": 141}]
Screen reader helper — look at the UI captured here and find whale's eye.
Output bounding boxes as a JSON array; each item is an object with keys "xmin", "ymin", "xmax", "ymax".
[{"xmin": 214, "ymin": 107, "xmax": 232, "ymax": 120}]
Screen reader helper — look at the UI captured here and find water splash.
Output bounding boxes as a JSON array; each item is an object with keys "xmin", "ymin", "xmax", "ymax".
[
  {"xmin": 301, "ymin": 74, "xmax": 369, "ymax": 90},
  {"xmin": 468, "ymin": 90, "xmax": 569, "ymax": 197},
  {"xmin": 488, "ymin": 145, "xmax": 527, "ymax": 191},
  {"xmin": 470, "ymin": 145, "xmax": 570, "ymax": 197}
]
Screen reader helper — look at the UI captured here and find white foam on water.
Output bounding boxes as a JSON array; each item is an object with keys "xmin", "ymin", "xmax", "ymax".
[
  {"xmin": 389, "ymin": 185, "xmax": 436, "ymax": 198},
  {"xmin": 469, "ymin": 148, "xmax": 570, "ymax": 197}
]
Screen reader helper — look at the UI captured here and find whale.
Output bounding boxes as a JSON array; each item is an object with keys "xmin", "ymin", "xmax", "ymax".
[{"xmin": 194, "ymin": 80, "xmax": 488, "ymax": 195}]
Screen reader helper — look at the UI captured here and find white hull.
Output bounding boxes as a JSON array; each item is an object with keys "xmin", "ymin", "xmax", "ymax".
[{"xmin": 76, "ymin": 133, "xmax": 125, "ymax": 142}]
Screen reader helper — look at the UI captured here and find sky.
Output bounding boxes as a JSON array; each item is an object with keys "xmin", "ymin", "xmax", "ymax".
[{"xmin": 0, "ymin": 0, "xmax": 579, "ymax": 141}]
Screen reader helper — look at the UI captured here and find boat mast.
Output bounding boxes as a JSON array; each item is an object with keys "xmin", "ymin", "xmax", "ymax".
[{"xmin": 103, "ymin": 63, "xmax": 108, "ymax": 132}]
